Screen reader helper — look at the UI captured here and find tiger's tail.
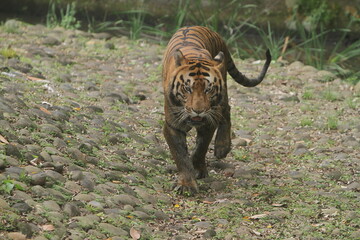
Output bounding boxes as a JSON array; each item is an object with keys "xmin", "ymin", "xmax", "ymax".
[{"xmin": 227, "ymin": 49, "xmax": 271, "ymax": 87}]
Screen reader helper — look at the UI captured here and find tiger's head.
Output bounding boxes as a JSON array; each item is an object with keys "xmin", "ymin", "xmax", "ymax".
[{"xmin": 167, "ymin": 50, "xmax": 225, "ymax": 127}]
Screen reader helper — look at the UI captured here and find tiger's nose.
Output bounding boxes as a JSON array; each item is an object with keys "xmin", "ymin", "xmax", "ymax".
[{"xmin": 191, "ymin": 108, "xmax": 204, "ymax": 114}]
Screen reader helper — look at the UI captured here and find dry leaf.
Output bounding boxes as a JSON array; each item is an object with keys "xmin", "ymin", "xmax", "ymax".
[
  {"xmin": 272, "ymin": 203, "xmax": 287, "ymax": 207},
  {"xmin": 39, "ymin": 107, "xmax": 52, "ymax": 115},
  {"xmin": 26, "ymin": 75, "xmax": 46, "ymax": 81},
  {"xmin": 0, "ymin": 134, "xmax": 9, "ymax": 144},
  {"xmin": 42, "ymin": 224, "xmax": 55, "ymax": 231},
  {"xmin": 249, "ymin": 213, "xmax": 268, "ymax": 220},
  {"xmin": 130, "ymin": 227, "xmax": 141, "ymax": 240}
]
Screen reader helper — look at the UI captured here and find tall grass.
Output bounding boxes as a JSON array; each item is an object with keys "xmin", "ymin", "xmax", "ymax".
[
  {"xmin": 44, "ymin": 1, "xmax": 360, "ymax": 83},
  {"xmin": 46, "ymin": 0, "xmax": 81, "ymax": 30}
]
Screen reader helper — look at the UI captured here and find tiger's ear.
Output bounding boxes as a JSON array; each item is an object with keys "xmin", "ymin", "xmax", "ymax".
[
  {"xmin": 214, "ymin": 51, "xmax": 224, "ymax": 67},
  {"xmin": 174, "ymin": 49, "xmax": 186, "ymax": 67}
]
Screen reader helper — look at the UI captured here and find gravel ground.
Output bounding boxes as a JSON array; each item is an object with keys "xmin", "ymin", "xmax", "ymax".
[{"xmin": 0, "ymin": 20, "xmax": 359, "ymax": 240}]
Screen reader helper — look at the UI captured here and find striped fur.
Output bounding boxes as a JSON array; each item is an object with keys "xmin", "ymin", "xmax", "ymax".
[{"xmin": 162, "ymin": 26, "xmax": 271, "ymax": 194}]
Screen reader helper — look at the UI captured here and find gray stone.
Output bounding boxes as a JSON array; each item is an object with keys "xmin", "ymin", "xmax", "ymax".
[
  {"xmin": 42, "ymin": 200, "xmax": 61, "ymax": 212},
  {"xmin": 111, "ymin": 194, "xmax": 140, "ymax": 206},
  {"xmin": 30, "ymin": 172, "xmax": 47, "ymax": 186},
  {"xmin": 12, "ymin": 202, "xmax": 32, "ymax": 213},
  {"xmin": 88, "ymin": 201, "xmax": 104, "ymax": 211},
  {"xmin": 44, "ymin": 170, "xmax": 66, "ymax": 183},
  {"xmin": 63, "ymin": 202, "xmax": 81, "ymax": 217},
  {"xmin": 98, "ymin": 223, "xmax": 127, "ymax": 236},
  {"xmin": 132, "ymin": 210, "xmax": 151, "ymax": 220},
  {"xmin": 17, "ymin": 222, "xmax": 40, "ymax": 238},
  {"xmin": 194, "ymin": 221, "xmax": 212, "ymax": 229},
  {"xmin": 72, "ymin": 214, "xmax": 100, "ymax": 230}
]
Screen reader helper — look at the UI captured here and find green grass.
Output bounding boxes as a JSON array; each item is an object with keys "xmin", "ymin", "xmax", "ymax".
[
  {"xmin": 325, "ymin": 116, "xmax": 339, "ymax": 130},
  {"xmin": 46, "ymin": 0, "xmax": 81, "ymax": 29},
  {"xmin": 0, "ymin": 48, "xmax": 18, "ymax": 58},
  {"xmin": 300, "ymin": 117, "xmax": 313, "ymax": 127}
]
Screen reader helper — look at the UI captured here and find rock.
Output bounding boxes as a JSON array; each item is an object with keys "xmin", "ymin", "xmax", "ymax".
[
  {"xmin": 0, "ymin": 197, "xmax": 11, "ymax": 209},
  {"xmin": 203, "ymin": 229, "xmax": 217, "ymax": 238},
  {"xmin": 42, "ymin": 200, "xmax": 61, "ymax": 212},
  {"xmin": 132, "ymin": 210, "xmax": 151, "ymax": 220},
  {"xmin": 88, "ymin": 201, "xmax": 104, "ymax": 211},
  {"xmin": 72, "ymin": 215, "xmax": 100, "ymax": 230},
  {"xmin": 42, "ymin": 36, "xmax": 61, "ymax": 46},
  {"xmin": 12, "ymin": 202, "xmax": 32, "ymax": 213},
  {"xmin": 30, "ymin": 172, "xmax": 47, "ymax": 186},
  {"xmin": 210, "ymin": 181, "xmax": 227, "ymax": 191},
  {"xmin": 63, "ymin": 202, "xmax": 81, "ymax": 217},
  {"xmin": 7, "ymin": 232, "xmax": 27, "ymax": 240},
  {"xmin": 316, "ymin": 70, "xmax": 336, "ymax": 82},
  {"xmin": 293, "ymin": 143, "xmax": 310, "ymax": 156},
  {"xmin": 194, "ymin": 221, "xmax": 212, "ymax": 229},
  {"xmin": 98, "ymin": 223, "xmax": 127, "ymax": 236},
  {"xmin": 17, "ymin": 222, "xmax": 40, "ymax": 238}
]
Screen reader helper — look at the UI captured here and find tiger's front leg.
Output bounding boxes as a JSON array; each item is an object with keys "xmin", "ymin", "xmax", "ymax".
[
  {"xmin": 214, "ymin": 102, "xmax": 231, "ymax": 159},
  {"xmin": 163, "ymin": 122, "xmax": 198, "ymax": 194},
  {"xmin": 191, "ymin": 126, "xmax": 216, "ymax": 179}
]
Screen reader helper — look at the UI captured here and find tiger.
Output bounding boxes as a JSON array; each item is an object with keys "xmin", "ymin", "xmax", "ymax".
[{"xmin": 162, "ymin": 26, "xmax": 271, "ymax": 194}]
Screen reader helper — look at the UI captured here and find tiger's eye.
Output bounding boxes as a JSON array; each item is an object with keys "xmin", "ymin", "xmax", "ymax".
[{"xmin": 183, "ymin": 85, "xmax": 191, "ymax": 93}]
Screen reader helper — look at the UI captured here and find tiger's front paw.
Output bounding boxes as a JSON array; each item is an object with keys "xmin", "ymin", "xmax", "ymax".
[
  {"xmin": 173, "ymin": 173, "xmax": 199, "ymax": 195},
  {"xmin": 195, "ymin": 168, "xmax": 209, "ymax": 179},
  {"xmin": 214, "ymin": 143, "xmax": 231, "ymax": 159}
]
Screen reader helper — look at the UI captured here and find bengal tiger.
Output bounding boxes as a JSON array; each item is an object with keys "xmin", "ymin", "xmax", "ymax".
[{"xmin": 162, "ymin": 26, "xmax": 271, "ymax": 194}]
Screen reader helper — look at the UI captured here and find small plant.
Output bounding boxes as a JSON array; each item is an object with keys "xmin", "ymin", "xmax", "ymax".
[
  {"xmin": 0, "ymin": 47, "xmax": 17, "ymax": 58},
  {"xmin": 322, "ymin": 89, "xmax": 340, "ymax": 101},
  {"xmin": 232, "ymin": 149, "xmax": 250, "ymax": 162},
  {"xmin": 300, "ymin": 117, "xmax": 313, "ymax": 127},
  {"xmin": 326, "ymin": 116, "xmax": 338, "ymax": 130},
  {"xmin": 302, "ymin": 89, "xmax": 315, "ymax": 100},
  {"xmin": 0, "ymin": 179, "xmax": 24, "ymax": 194},
  {"xmin": 46, "ymin": 0, "xmax": 81, "ymax": 30}
]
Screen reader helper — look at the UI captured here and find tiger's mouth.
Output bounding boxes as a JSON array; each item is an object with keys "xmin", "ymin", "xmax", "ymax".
[
  {"xmin": 191, "ymin": 116, "xmax": 203, "ymax": 122},
  {"xmin": 187, "ymin": 116, "xmax": 205, "ymax": 126}
]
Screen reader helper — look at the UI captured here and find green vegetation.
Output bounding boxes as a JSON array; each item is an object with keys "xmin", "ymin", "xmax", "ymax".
[
  {"xmin": 0, "ymin": 179, "xmax": 24, "ymax": 194},
  {"xmin": 40, "ymin": 0, "xmax": 360, "ymax": 84},
  {"xmin": 0, "ymin": 47, "xmax": 18, "ymax": 58},
  {"xmin": 46, "ymin": 0, "xmax": 81, "ymax": 29}
]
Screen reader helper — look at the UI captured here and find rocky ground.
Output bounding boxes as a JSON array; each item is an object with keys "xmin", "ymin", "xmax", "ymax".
[{"xmin": 0, "ymin": 20, "xmax": 359, "ymax": 240}]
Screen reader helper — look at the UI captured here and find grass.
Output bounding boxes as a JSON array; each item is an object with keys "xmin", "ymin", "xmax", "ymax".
[
  {"xmin": 39, "ymin": 1, "xmax": 360, "ymax": 83},
  {"xmin": 0, "ymin": 47, "xmax": 17, "ymax": 58},
  {"xmin": 300, "ymin": 117, "xmax": 313, "ymax": 127},
  {"xmin": 326, "ymin": 116, "xmax": 339, "ymax": 130},
  {"xmin": 46, "ymin": 0, "xmax": 81, "ymax": 29}
]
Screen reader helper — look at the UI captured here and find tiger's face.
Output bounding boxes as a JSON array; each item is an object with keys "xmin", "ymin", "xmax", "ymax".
[{"xmin": 168, "ymin": 51, "xmax": 225, "ymax": 127}]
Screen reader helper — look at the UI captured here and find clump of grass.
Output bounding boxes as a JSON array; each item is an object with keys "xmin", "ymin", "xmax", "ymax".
[
  {"xmin": 233, "ymin": 149, "xmax": 250, "ymax": 162},
  {"xmin": 0, "ymin": 47, "xmax": 17, "ymax": 58},
  {"xmin": 300, "ymin": 117, "xmax": 313, "ymax": 127},
  {"xmin": 302, "ymin": 89, "xmax": 315, "ymax": 100},
  {"xmin": 322, "ymin": 89, "xmax": 340, "ymax": 101},
  {"xmin": 46, "ymin": 0, "xmax": 81, "ymax": 30},
  {"xmin": 325, "ymin": 116, "xmax": 339, "ymax": 130}
]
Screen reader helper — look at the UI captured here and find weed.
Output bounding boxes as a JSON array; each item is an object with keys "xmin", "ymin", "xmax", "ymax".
[
  {"xmin": 0, "ymin": 47, "xmax": 17, "ymax": 58},
  {"xmin": 46, "ymin": 0, "xmax": 81, "ymax": 30},
  {"xmin": 0, "ymin": 179, "xmax": 24, "ymax": 194},
  {"xmin": 232, "ymin": 148, "xmax": 250, "ymax": 162},
  {"xmin": 300, "ymin": 117, "xmax": 313, "ymax": 127},
  {"xmin": 322, "ymin": 88, "xmax": 340, "ymax": 101},
  {"xmin": 326, "ymin": 116, "xmax": 339, "ymax": 130},
  {"xmin": 302, "ymin": 89, "xmax": 315, "ymax": 100}
]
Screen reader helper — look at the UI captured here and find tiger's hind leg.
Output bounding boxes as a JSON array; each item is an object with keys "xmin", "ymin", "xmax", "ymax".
[
  {"xmin": 214, "ymin": 103, "xmax": 231, "ymax": 159},
  {"xmin": 191, "ymin": 126, "xmax": 216, "ymax": 179}
]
